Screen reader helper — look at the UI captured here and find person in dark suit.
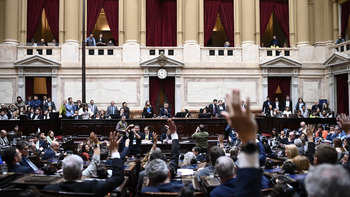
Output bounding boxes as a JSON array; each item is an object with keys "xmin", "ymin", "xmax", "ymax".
[
  {"xmin": 41, "ymin": 95, "xmax": 48, "ymax": 111},
  {"xmin": 262, "ymin": 96, "xmax": 271, "ymax": 114},
  {"xmin": 192, "ymin": 147, "xmax": 205, "ymax": 161},
  {"xmin": 96, "ymin": 33, "xmax": 106, "ymax": 46},
  {"xmin": 161, "ymin": 129, "xmax": 172, "ymax": 144},
  {"xmin": 106, "ymin": 101, "xmax": 118, "ymax": 116},
  {"xmin": 72, "ymin": 110, "xmax": 82, "ymax": 120},
  {"xmin": 143, "ymin": 100, "xmax": 154, "ymax": 117},
  {"xmin": 208, "ymin": 99, "xmax": 219, "ymax": 116},
  {"xmin": 141, "ymin": 119, "xmax": 181, "ymax": 194},
  {"xmin": 273, "ymin": 97, "xmax": 281, "ymax": 111},
  {"xmin": 128, "ymin": 125, "xmax": 142, "ymax": 157},
  {"xmin": 32, "ymin": 109, "xmax": 43, "ymax": 120},
  {"xmin": 210, "ymin": 156, "xmax": 237, "ymax": 197},
  {"xmin": 2, "ymin": 146, "xmax": 34, "ymax": 174},
  {"xmin": 42, "ymin": 141, "xmax": 60, "ymax": 160},
  {"xmin": 88, "ymin": 100, "xmax": 99, "ymax": 115},
  {"xmin": 142, "ymin": 126, "xmax": 154, "ymax": 143},
  {"xmin": 121, "ymin": 102, "xmax": 130, "ymax": 118},
  {"xmin": 160, "ymin": 103, "xmax": 171, "ymax": 118},
  {"xmin": 17, "ymin": 141, "xmax": 40, "ymax": 172},
  {"xmin": 311, "ymin": 101, "xmax": 322, "ymax": 112},
  {"xmin": 44, "ymin": 97, "xmax": 56, "ymax": 111},
  {"xmin": 30, "ymin": 96, "xmax": 41, "ymax": 110},
  {"xmin": 269, "ymin": 35, "xmax": 280, "ymax": 47},
  {"xmin": 44, "ymin": 131, "xmax": 124, "ymax": 197},
  {"xmin": 282, "ymin": 95, "xmax": 293, "ymax": 113},
  {"xmin": 32, "ymin": 133, "xmax": 48, "ymax": 153}
]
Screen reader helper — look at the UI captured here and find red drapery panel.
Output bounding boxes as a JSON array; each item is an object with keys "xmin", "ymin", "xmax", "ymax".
[
  {"xmin": 146, "ymin": 0, "xmax": 177, "ymax": 46},
  {"xmin": 46, "ymin": 77, "xmax": 52, "ymax": 99},
  {"xmin": 25, "ymin": 77, "xmax": 34, "ymax": 102},
  {"xmin": 44, "ymin": 0, "xmax": 59, "ymax": 41},
  {"xmin": 268, "ymin": 77, "xmax": 281, "ymax": 101},
  {"xmin": 104, "ymin": 0, "xmax": 119, "ymax": 45},
  {"xmin": 219, "ymin": 0, "xmax": 234, "ymax": 47},
  {"xmin": 279, "ymin": 77, "xmax": 291, "ymax": 101},
  {"xmin": 274, "ymin": 2, "xmax": 290, "ymax": 46},
  {"xmin": 341, "ymin": 1, "xmax": 350, "ymax": 38},
  {"xmin": 260, "ymin": 1, "xmax": 275, "ymax": 43},
  {"xmin": 204, "ymin": 0, "xmax": 221, "ymax": 46},
  {"xmin": 163, "ymin": 77, "xmax": 175, "ymax": 117},
  {"xmin": 337, "ymin": 74, "xmax": 349, "ymax": 115},
  {"xmin": 27, "ymin": 0, "xmax": 46, "ymax": 41},
  {"xmin": 149, "ymin": 77, "xmax": 162, "ymax": 115},
  {"xmin": 87, "ymin": 0, "xmax": 105, "ymax": 36}
]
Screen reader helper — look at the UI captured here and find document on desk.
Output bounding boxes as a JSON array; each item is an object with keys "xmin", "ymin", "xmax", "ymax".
[{"xmin": 177, "ymin": 169, "xmax": 194, "ymax": 176}]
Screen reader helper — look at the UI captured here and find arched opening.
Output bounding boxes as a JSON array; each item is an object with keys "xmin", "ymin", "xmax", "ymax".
[
  {"xmin": 91, "ymin": 8, "xmax": 115, "ymax": 45},
  {"xmin": 261, "ymin": 12, "xmax": 288, "ymax": 47},
  {"xmin": 207, "ymin": 14, "xmax": 229, "ymax": 47},
  {"xmin": 32, "ymin": 9, "xmax": 55, "ymax": 45}
]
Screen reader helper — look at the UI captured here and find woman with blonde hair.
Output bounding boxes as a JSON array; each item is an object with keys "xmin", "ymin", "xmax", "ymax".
[
  {"xmin": 46, "ymin": 130, "xmax": 56, "ymax": 144},
  {"xmin": 285, "ymin": 144, "xmax": 299, "ymax": 159},
  {"xmin": 334, "ymin": 138, "xmax": 346, "ymax": 153},
  {"xmin": 291, "ymin": 155, "xmax": 310, "ymax": 171}
]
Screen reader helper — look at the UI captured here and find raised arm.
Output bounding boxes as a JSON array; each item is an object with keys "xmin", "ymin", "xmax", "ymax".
[
  {"xmin": 306, "ymin": 124, "xmax": 315, "ymax": 165},
  {"xmin": 166, "ymin": 119, "xmax": 180, "ymax": 178},
  {"xmin": 82, "ymin": 132, "xmax": 100, "ymax": 176}
]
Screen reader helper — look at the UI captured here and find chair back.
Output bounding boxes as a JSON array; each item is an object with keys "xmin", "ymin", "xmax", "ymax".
[{"xmin": 41, "ymin": 190, "xmax": 99, "ymax": 197}]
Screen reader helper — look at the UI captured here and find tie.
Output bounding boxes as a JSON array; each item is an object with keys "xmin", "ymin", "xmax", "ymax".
[
  {"xmin": 146, "ymin": 134, "xmax": 148, "ymax": 141},
  {"xmin": 76, "ymin": 116, "xmax": 78, "ymax": 120},
  {"xmin": 213, "ymin": 105, "xmax": 216, "ymax": 114},
  {"xmin": 112, "ymin": 106, "xmax": 114, "ymax": 114},
  {"xmin": 91, "ymin": 105, "xmax": 93, "ymax": 111},
  {"xmin": 26, "ymin": 157, "xmax": 38, "ymax": 171}
]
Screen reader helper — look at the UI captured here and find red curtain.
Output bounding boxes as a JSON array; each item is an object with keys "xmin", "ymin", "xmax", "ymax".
[
  {"xmin": 268, "ymin": 77, "xmax": 281, "ymax": 100},
  {"xmin": 146, "ymin": 0, "xmax": 177, "ymax": 46},
  {"xmin": 279, "ymin": 77, "xmax": 291, "ymax": 100},
  {"xmin": 104, "ymin": 0, "xmax": 119, "ymax": 45},
  {"xmin": 87, "ymin": 0, "xmax": 105, "ymax": 36},
  {"xmin": 204, "ymin": 0, "xmax": 221, "ymax": 46},
  {"xmin": 46, "ymin": 77, "xmax": 52, "ymax": 99},
  {"xmin": 149, "ymin": 77, "xmax": 162, "ymax": 114},
  {"xmin": 163, "ymin": 77, "xmax": 175, "ymax": 117},
  {"xmin": 274, "ymin": 2, "xmax": 290, "ymax": 46},
  {"xmin": 337, "ymin": 74, "xmax": 349, "ymax": 115},
  {"xmin": 219, "ymin": 0, "xmax": 234, "ymax": 47},
  {"xmin": 44, "ymin": 0, "xmax": 59, "ymax": 41},
  {"xmin": 260, "ymin": 1, "xmax": 275, "ymax": 43},
  {"xmin": 341, "ymin": 1, "xmax": 350, "ymax": 38},
  {"xmin": 25, "ymin": 77, "xmax": 34, "ymax": 100},
  {"xmin": 27, "ymin": 0, "xmax": 47, "ymax": 41}
]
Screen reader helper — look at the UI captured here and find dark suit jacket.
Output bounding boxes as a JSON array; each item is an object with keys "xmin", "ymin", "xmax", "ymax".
[
  {"xmin": 142, "ymin": 139, "xmax": 180, "ymax": 193},
  {"xmin": 38, "ymin": 139, "xmax": 48, "ymax": 150},
  {"xmin": 32, "ymin": 114, "xmax": 43, "ymax": 120},
  {"xmin": 141, "ymin": 132, "xmax": 154, "ymax": 143},
  {"xmin": 44, "ymin": 158, "xmax": 124, "ymax": 197},
  {"xmin": 143, "ymin": 107, "xmax": 154, "ymax": 116},
  {"xmin": 262, "ymin": 101, "xmax": 272, "ymax": 113},
  {"xmin": 42, "ymin": 148, "xmax": 56, "ymax": 160},
  {"xmin": 160, "ymin": 108, "xmax": 171, "ymax": 117},
  {"xmin": 73, "ymin": 115, "xmax": 82, "ymax": 120},
  {"xmin": 208, "ymin": 104, "xmax": 219, "ymax": 115},
  {"xmin": 45, "ymin": 101, "xmax": 56, "ymax": 111},
  {"xmin": 160, "ymin": 133, "xmax": 172, "ymax": 143},
  {"xmin": 20, "ymin": 156, "xmax": 36, "ymax": 170},
  {"xmin": 311, "ymin": 104, "xmax": 322, "ymax": 111},
  {"xmin": 282, "ymin": 100, "xmax": 293, "ymax": 112},
  {"xmin": 106, "ymin": 105, "xmax": 118, "ymax": 116},
  {"xmin": 273, "ymin": 101, "xmax": 282, "ymax": 110},
  {"xmin": 236, "ymin": 168, "xmax": 262, "ymax": 197},
  {"xmin": 8, "ymin": 163, "xmax": 34, "ymax": 174},
  {"xmin": 96, "ymin": 38, "xmax": 106, "ymax": 46}
]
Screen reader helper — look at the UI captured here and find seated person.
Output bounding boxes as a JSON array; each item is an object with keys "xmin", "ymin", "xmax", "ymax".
[
  {"xmin": 210, "ymin": 156, "xmax": 237, "ymax": 197},
  {"xmin": 197, "ymin": 146, "xmax": 225, "ymax": 182},
  {"xmin": 291, "ymin": 155, "xmax": 310, "ymax": 171},
  {"xmin": 44, "ymin": 132, "xmax": 124, "ymax": 197},
  {"xmin": 283, "ymin": 106, "xmax": 292, "ymax": 117},
  {"xmin": 159, "ymin": 103, "xmax": 171, "ymax": 118},
  {"xmin": 32, "ymin": 109, "xmax": 43, "ymax": 120},
  {"xmin": 42, "ymin": 141, "xmax": 60, "ymax": 160},
  {"xmin": 309, "ymin": 110, "xmax": 318, "ymax": 118},
  {"xmin": 224, "ymin": 41, "xmax": 230, "ymax": 47},
  {"xmin": 141, "ymin": 126, "xmax": 154, "ymax": 143},
  {"xmin": 31, "ymin": 133, "xmax": 48, "ymax": 153},
  {"xmin": 2, "ymin": 146, "xmax": 34, "ymax": 173},
  {"xmin": 192, "ymin": 147, "xmax": 205, "ymax": 161},
  {"xmin": 160, "ymin": 128, "xmax": 172, "ymax": 144},
  {"xmin": 40, "ymin": 38, "xmax": 48, "ymax": 46},
  {"xmin": 17, "ymin": 141, "xmax": 41, "ymax": 173},
  {"xmin": 141, "ymin": 119, "xmax": 180, "ymax": 194},
  {"xmin": 31, "ymin": 39, "xmax": 37, "ymax": 46},
  {"xmin": 181, "ymin": 152, "xmax": 197, "ymax": 169},
  {"xmin": 263, "ymin": 144, "xmax": 277, "ymax": 158},
  {"xmin": 82, "ymin": 132, "xmax": 103, "ymax": 177}
]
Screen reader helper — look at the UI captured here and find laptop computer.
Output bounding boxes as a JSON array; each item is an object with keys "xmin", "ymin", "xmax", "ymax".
[
  {"xmin": 198, "ymin": 113, "xmax": 211, "ymax": 118},
  {"xmin": 107, "ymin": 43, "xmax": 114, "ymax": 46},
  {"xmin": 175, "ymin": 112, "xmax": 187, "ymax": 118},
  {"xmin": 142, "ymin": 112, "xmax": 153, "ymax": 118},
  {"xmin": 110, "ymin": 114, "xmax": 121, "ymax": 119}
]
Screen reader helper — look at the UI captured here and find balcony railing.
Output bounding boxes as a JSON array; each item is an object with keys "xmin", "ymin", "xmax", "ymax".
[
  {"xmin": 201, "ymin": 47, "xmax": 242, "ymax": 62},
  {"xmin": 259, "ymin": 48, "xmax": 299, "ymax": 62},
  {"xmin": 140, "ymin": 47, "xmax": 183, "ymax": 62},
  {"xmin": 80, "ymin": 46, "xmax": 123, "ymax": 64},
  {"xmin": 17, "ymin": 46, "xmax": 61, "ymax": 61},
  {"xmin": 334, "ymin": 40, "xmax": 350, "ymax": 55}
]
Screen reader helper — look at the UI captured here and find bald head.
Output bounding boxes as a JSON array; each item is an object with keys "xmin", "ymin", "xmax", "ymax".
[
  {"xmin": 50, "ymin": 141, "xmax": 60, "ymax": 151},
  {"xmin": 0, "ymin": 130, "xmax": 7, "ymax": 137}
]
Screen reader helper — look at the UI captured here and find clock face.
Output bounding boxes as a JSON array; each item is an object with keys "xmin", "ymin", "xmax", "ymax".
[{"xmin": 157, "ymin": 69, "xmax": 168, "ymax": 79}]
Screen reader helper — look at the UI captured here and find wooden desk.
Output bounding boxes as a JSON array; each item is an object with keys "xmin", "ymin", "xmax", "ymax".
[
  {"xmin": 111, "ymin": 177, "xmax": 129, "ymax": 197},
  {"xmin": 11, "ymin": 174, "xmax": 63, "ymax": 189}
]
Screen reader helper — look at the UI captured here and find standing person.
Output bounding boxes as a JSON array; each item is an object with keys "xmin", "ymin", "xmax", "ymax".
[
  {"xmin": 262, "ymin": 96, "xmax": 271, "ymax": 114},
  {"xmin": 208, "ymin": 99, "xmax": 219, "ymax": 116},
  {"xmin": 295, "ymin": 98, "xmax": 306, "ymax": 112},
  {"xmin": 282, "ymin": 95, "xmax": 293, "ymax": 113},
  {"xmin": 85, "ymin": 33, "xmax": 96, "ymax": 46},
  {"xmin": 79, "ymin": 103, "xmax": 94, "ymax": 119},
  {"xmin": 30, "ymin": 95, "xmax": 41, "ymax": 110},
  {"xmin": 192, "ymin": 125, "xmax": 209, "ymax": 153},
  {"xmin": 273, "ymin": 97, "xmax": 281, "ymax": 111},
  {"xmin": 15, "ymin": 96, "xmax": 25, "ymax": 109},
  {"xmin": 160, "ymin": 103, "xmax": 171, "ymax": 118},
  {"xmin": 45, "ymin": 97, "xmax": 56, "ymax": 111},
  {"xmin": 96, "ymin": 33, "xmax": 106, "ymax": 46},
  {"xmin": 59, "ymin": 99, "xmax": 67, "ymax": 118},
  {"xmin": 65, "ymin": 97, "xmax": 75, "ymax": 119},
  {"xmin": 115, "ymin": 115, "xmax": 134, "ymax": 152},
  {"xmin": 88, "ymin": 100, "xmax": 99, "ymax": 115},
  {"xmin": 106, "ymin": 101, "xmax": 118, "ymax": 117},
  {"xmin": 42, "ymin": 95, "xmax": 48, "ymax": 111},
  {"xmin": 121, "ymin": 102, "xmax": 130, "ymax": 118},
  {"xmin": 143, "ymin": 100, "xmax": 154, "ymax": 117},
  {"xmin": 128, "ymin": 125, "xmax": 142, "ymax": 157}
]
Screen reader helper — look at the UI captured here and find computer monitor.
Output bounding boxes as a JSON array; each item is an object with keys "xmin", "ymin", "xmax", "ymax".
[
  {"xmin": 198, "ymin": 113, "xmax": 211, "ymax": 118},
  {"xmin": 142, "ymin": 112, "xmax": 153, "ymax": 118},
  {"xmin": 37, "ymin": 42, "xmax": 44, "ymax": 46},
  {"xmin": 20, "ymin": 114, "xmax": 28, "ymax": 120},
  {"xmin": 110, "ymin": 114, "xmax": 121, "ymax": 119},
  {"xmin": 49, "ymin": 112, "xmax": 59, "ymax": 119},
  {"xmin": 107, "ymin": 43, "xmax": 114, "ymax": 46},
  {"xmin": 175, "ymin": 112, "xmax": 187, "ymax": 118}
]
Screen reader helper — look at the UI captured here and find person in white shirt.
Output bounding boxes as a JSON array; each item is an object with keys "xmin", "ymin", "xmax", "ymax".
[
  {"xmin": 0, "ymin": 110, "xmax": 8, "ymax": 120},
  {"xmin": 79, "ymin": 103, "xmax": 93, "ymax": 119},
  {"xmin": 283, "ymin": 106, "xmax": 292, "ymax": 117}
]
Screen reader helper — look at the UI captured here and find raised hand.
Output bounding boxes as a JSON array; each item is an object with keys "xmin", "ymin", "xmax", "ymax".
[
  {"xmin": 125, "ymin": 139, "xmax": 130, "ymax": 147},
  {"xmin": 153, "ymin": 132, "xmax": 158, "ymax": 144},
  {"xmin": 221, "ymin": 89, "xmax": 257, "ymax": 144},
  {"xmin": 108, "ymin": 131, "xmax": 120, "ymax": 153},
  {"xmin": 167, "ymin": 119, "xmax": 177, "ymax": 134},
  {"xmin": 338, "ymin": 114, "xmax": 350, "ymax": 135},
  {"xmin": 90, "ymin": 132, "xmax": 99, "ymax": 144},
  {"xmin": 306, "ymin": 124, "xmax": 315, "ymax": 142},
  {"xmin": 218, "ymin": 134, "xmax": 224, "ymax": 144}
]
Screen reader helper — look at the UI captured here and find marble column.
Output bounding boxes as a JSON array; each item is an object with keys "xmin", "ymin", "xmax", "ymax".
[
  {"xmin": 292, "ymin": 69, "xmax": 299, "ymax": 108},
  {"xmin": 348, "ymin": 73, "xmax": 350, "ymax": 115},
  {"xmin": 198, "ymin": 0, "xmax": 204, "ymax": 47},
  {"xmin": 119, "ymin": 0, "xmax": 124, "ymax": 45},
  {"xmin": 332, "ymin": 0, "xmax": 339, "ymax": 41},
  {"xmin": 19, "ymin": 0, "xmax": 27, "ymax": 45},
  {"xmin": 313, "ymin": 0, "xmax": 325, "ymax": 45},
  {"xmin": 329, "ymin": 69, "xmax": 335, "ymax": 113},
  {"xmin": 234, "ymin": 0, "xmax": 241, "ymax": 46},
  {"xmin": 296, "ymin": 0, "xmax": 310, "ymax": 46},
  {"xmin": 324, "ymin": 0, "xmax": 333, "ymax": 44},
  {"xmin": 140, "ymin": 0, "xmax": 146, "ymax": 46},
  {"xmin": 262, "ymin": 69, "xmax": 268, "ymax": 102},
  {"xmin": 175, "ymin": 68, "xmax": 182, "ymax": 113},
  {"xmin": 143, "ymin": 68, "xmax": 149, "ymax": 105},
  {"xmin": 183, "ymin": 0, "xmax": 200, "ymax": 62},
  {"xmin": 4, "ymin": 0, "xmax": 19, "ymax": 44},
  {"xmin": 288, "ymin": 0, "xmax": 296, "ymax": 47},
  {"xmin": 123, "ymin": 0, "xmax": 140, "ymax": 62},
  {"xmin": 59, "ymin": 0, "xmax": 65, "ymax": 44},
  {"xmin": 241, "ymin": 0, "xmax": 255, "ymax": 45},
  {"xmin": 52, "ymin": 68, "xmax": 58, "ymax": 105},
  {"xmin": 64, "ymin": 0, "xmax": 79, "ymax": 44}
]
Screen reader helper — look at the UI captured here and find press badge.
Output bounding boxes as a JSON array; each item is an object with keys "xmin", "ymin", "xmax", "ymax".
[{"xmin": 133, "ymin": 140, "xmax": 136, "ymax": 145}]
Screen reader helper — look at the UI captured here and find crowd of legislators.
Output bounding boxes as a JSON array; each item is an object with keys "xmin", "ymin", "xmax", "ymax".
[{"xmin": 0, "ymin": 89, "xmax": 350, "ymax": 196}]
